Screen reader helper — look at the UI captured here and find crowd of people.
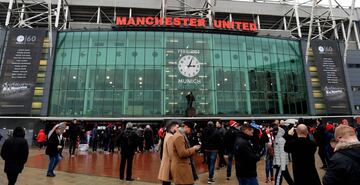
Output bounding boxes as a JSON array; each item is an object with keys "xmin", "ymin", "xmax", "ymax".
[{"xmin": 0, "ymin": 118, "xmax": 360, "ymax": 185}]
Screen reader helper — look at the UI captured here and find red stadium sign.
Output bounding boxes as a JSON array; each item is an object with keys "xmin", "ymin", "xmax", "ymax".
[{"xmin": 115, "ymin": 16, "xmax": 257, "ymax": 32}]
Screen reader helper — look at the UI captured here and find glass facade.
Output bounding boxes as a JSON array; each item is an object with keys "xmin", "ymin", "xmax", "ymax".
[{"xmin": 50, "ymin": 31, "xmax": 308, "ymax": 117}]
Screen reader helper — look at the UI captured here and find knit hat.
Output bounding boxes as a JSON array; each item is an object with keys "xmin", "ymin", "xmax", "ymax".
[
  {"xmin": 229, "ymin": 120, "xmax": 237, "ymax": 127},
  {"xmin": 326, "ymin": 123, "xmax": 334, "ymax": 131}
]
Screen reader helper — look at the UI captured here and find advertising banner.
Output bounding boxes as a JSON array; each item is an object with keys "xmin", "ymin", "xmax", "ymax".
[
  {"xmin": 311, "ymin": 40, "xmax": 351, "ymax": 114},
  {"xmin": 0, "ymin": 29, "xmax": 46, "ymax": 115}
]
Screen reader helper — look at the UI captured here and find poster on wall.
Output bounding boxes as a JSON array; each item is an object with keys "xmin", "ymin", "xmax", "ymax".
[
  {"xmin": 0, "ymin": 29, "xmax": 46, "ymax": 115},
  {"xmin": 311, "ymin": 40, "xmax": 351, "ymax": 114}
]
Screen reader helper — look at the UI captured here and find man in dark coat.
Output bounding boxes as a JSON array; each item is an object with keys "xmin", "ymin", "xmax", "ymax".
[
  {"xmin": 118, "ymin": 122, "xmax": 139, "ymax": 181},
  {"xmin": 284, "ymin": 124, "xmax": 321, "ymax": 185},
  {"xmin": 144, "ymin": 125, "xmax": 154, "ymax": 151},
  {"xmin": 68, "ymin": 119, "xmax": 80, "ymax": 156},
  {"xmin": 202, "ymin": 121, "xmax": 221, "ymax": 184},
  {"xmin": 234, "ymin": 124, "xmax": 260, "ymax": 185},
  {"xmin": 323, "ymin": 125, "xmax": 360, "ymax": 185},
  {"xmin": 1, "ymin": 127, "xmax": 29, "ymax": 185},
  {"xmin": 45, "ymin": 125, "xmax": 63, "ymax": 177},
  {"xmin": 224, "ymin": 120, "xmax": 240, "ymax": 180},
  {"xmin": 313, "ymin": 119, "xmax": 328, "ymax": 168}
]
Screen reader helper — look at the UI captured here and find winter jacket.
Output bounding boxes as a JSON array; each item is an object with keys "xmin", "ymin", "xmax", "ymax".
[
  {"xmin": 234, "ymin": 132, "xmax": 260, "ymax": 178},
  {"xmin": 273, "ymin": 127, "xmax": 289, "ymax": 171},
  {"xmin": 202, "ymin": 126, "xmax": 221, "ymax": 151},
  {"xmin": 45, "ymin": 133, "xmax": 61, "ymax": 157},
  {"xmin": 224, "ymin": 127, "xmax": 240, "ymax": 154},
  {"xmin": 37, "ymin": 129, "xmax": 46, "ymax": 143},
  {"xmin": 1, "ymin": 132, "xmax": 29, "ymax": 174},
  {"xmin": 285, "ymin": 136, "xmax": 321, "ymax": 185},
  {"xmin": 323, "ymin": 141, "xmax": 360, "ymax": 185}
]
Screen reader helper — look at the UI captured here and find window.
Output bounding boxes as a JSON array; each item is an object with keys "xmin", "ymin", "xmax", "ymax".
[
  {"xmin": 352, "ymin": 86, "xmax": 360, "ymax": 92},
  {"xmin": 50, "ymin": 31, "xmax": 308, "ymax": 117}
]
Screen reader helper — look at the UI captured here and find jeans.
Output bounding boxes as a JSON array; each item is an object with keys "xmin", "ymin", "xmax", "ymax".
[
  {"xmin": 227, "ymin": 153, "xmax": 234, "ymax": 177},
  {"xmin": 265, "ymin": 159, "xmax": 274, "ymax": 179},
  {"xmin": 47, "ymin": 154, "xmax": 61, "ymax": 175},
  {"xmin": 206, "ymin": 151, "xmax": 217, "ymax": 179},
  {"xmin": 237, "ymin": 177, "xmax": 259, "ymax": 185},
  {"xmin": 6, "ymin": 173, "xmax": 19, "ymax": 185}
]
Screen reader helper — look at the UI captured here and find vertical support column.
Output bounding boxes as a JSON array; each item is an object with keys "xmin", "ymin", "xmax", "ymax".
[
  {"xmin": 129, "ymin": 8, "xmax": 132, "ymax": 18},
  {"xmin": 305, "ymin": 0, "xmax": 317, "ymax": 64},
  {"xmin": 20, "ymin": 4, "xmax": 25, "ymax": 21},
  {"xmin": 256, "ymin": 15, "xmax": 261, "ymax": 30},
  {"xmin": 97, "ymin": 7, "xmax": 101, "ymax": 24},
  {"xmin": 341, "ymin": 21, "xmax": 347, "ymax": 40},
  {"xmin": 55, "ymin": 0, "xmax": 62, "ymax": 28},
  {"xmin": 244, "ymin": 71, "xmax": 251, "ymax": 115},
  {"xmin": 5, "ymin": 0, "xmax": 14, "ymax": 26},
  {"xmin": 161, "ymin": 0, "xmax": 166, "ymax": 18},
  {"xmin": 294, "ymin": 2, "xmax": 302, "ymax": 38},
  {"xmin": 353, "ymin": 22, "xmax": 360, "ymax": 49},
  {"xmin": 207, "ymin": 0, "xmax": 214, "ymax": 28},
  {"xmin": 47, "ymin": 0, "xmax": 53, "ymax": 58},
  {"xmin": 283, "ymin": 17, "xmax": 288, "ymax": 30},
  {"xmin": 328, "ymin": 0, "xmax": 339, "ymax": 39},
  {"xmin": 275, "ymin": 71, "xmax": 284, "ymax": 114},
  {"xmin": 64, "ymin": 6, "xmax": 69, "ymax": 29},
  {"xmin": 229, "ymin": 13, "xmax": 233, "ymax": 23},
  {"xmin": 317, "ymin": 19, "xmax": 323, "ymax": 40}
]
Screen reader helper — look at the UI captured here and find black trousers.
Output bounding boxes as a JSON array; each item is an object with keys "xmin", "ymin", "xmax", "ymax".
[
  {"xmin": 274, "ymin": 165, "xmax": 294, "ymax": 185},
  {"xmin": 318, "ymin": 146, "xmax": 328, "ymax": 167},
  {"xmin": 7, "ymin": 173, "xmax": 19, "ymax": 185},
  {"xmin": 162, "ymin": 181, "xmax": 171, "ymax": 185},
  {"xmin": 69, "ymin": 138, "xmax": 77, "ymax": 155},
  {"xmin": 120, "ymin": 152, "xmax": 135, "ymax": 179}
]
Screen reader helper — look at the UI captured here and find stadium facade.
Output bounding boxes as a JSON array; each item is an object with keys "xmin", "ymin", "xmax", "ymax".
[{"xmin": 0, "ymin": 0, "xmax": 360, "ymax": 126}]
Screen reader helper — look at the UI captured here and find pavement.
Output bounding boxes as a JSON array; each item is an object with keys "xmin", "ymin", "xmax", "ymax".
[{"xmin": 0, "ymin": 149, "xmax": 326, "ymax": 185}]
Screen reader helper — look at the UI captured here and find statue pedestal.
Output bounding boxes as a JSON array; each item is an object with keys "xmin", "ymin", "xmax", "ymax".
[{"xmin": 186, "ymin": 107, "xmax": 196, "ymax": 117}]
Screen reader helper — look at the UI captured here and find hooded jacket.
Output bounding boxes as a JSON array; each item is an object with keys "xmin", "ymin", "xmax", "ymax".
[
  {"xmin": 37, "ymin": 129, "xmax": 46, "ymax": 143},
  {"xmin": 323, "ymin": 141, "xmax": 360, "ymax": 185},
  {"xmin": 234, "ymin": 132, "xmax": 260, "ymax": 178},
  {"xmin": 1, "ymin": 127, "xmax": 29, "ymax": 174},
  {"xmin": 273, "ymin": 127, "xmax": 289, "ymax": 171}
]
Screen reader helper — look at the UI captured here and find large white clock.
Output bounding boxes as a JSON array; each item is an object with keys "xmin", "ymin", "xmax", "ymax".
[{"xmin": 178, "ymin": 55, "xmax": 201, "ymax": 78}]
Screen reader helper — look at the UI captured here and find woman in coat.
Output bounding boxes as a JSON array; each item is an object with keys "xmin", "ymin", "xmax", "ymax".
[
  {"xmin": 273, "ymin": 127, "xmax": 294, "ymax": 185},
  {"xmin": 158, "ymin": 120, "xmax": 180, "ymax": 185},
  {"xmin": 1, "ymin": 127, "xmax": 29, "ymax": 185}
]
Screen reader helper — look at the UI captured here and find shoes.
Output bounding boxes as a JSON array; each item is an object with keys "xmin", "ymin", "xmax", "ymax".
[
  {"xmin": 271, "ymin": 177, "xmax": 275, "ymax": 181},
  {"xmin": 126, "ymin": 178, "xmax": 135, "ymax": 181},
  {"xmin": 46, "ymin": 173, "xmax": 55, "ymax": 177},
  {"xmin": 265, "ymin": 179, "xmax": 269, "ymax": 183},
  {"xmin": 226, "ymin": 177, "xmax": 230, "ymax": 180},
  {"xmin": 320, "ymin": 165, "xmax": 327, "ymax": 169},
  {"xmin": 207, "ymin": 178, "xmax": 215, "ymax": 184}
]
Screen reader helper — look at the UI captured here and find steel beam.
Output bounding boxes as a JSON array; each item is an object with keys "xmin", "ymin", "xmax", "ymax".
[
  {"xmin": 55, "ymin": 0, "xmax": 62, "ymax": 28},
  {"xmin": 305, "ymin": 0, "xmax": 317, "ymax": 64},
  {"xmin": 5, "ymin": 0, "xmax": 14, "ymax": 26}
]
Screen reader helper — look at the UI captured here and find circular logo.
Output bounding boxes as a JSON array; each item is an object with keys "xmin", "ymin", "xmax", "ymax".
[
  {"xmin": 318, "ymin": 46, "xmax": 325, "ymax": 52},
  {"xmin": 16, "ymin": 35, "xmax": 25, "ymax": 43},
  {"xmin": 178, "ymin": 55, "xmax": 201, "ymax": 78}
]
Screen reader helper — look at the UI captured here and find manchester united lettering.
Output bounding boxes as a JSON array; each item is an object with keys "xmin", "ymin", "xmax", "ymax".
[{"xmin": 115, "ymin": 16, "xmax": 257, "ymax": 32}]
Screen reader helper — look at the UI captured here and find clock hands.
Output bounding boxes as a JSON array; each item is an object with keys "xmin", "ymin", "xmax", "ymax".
[{"xmin": 187, "ymin": 57, "xmax": 196, "ymax": 67}]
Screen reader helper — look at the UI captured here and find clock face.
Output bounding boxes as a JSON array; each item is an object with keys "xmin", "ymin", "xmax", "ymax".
[{"xmin": 178, "ymin": 55, "xmax": 201, "ymax": 78}]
